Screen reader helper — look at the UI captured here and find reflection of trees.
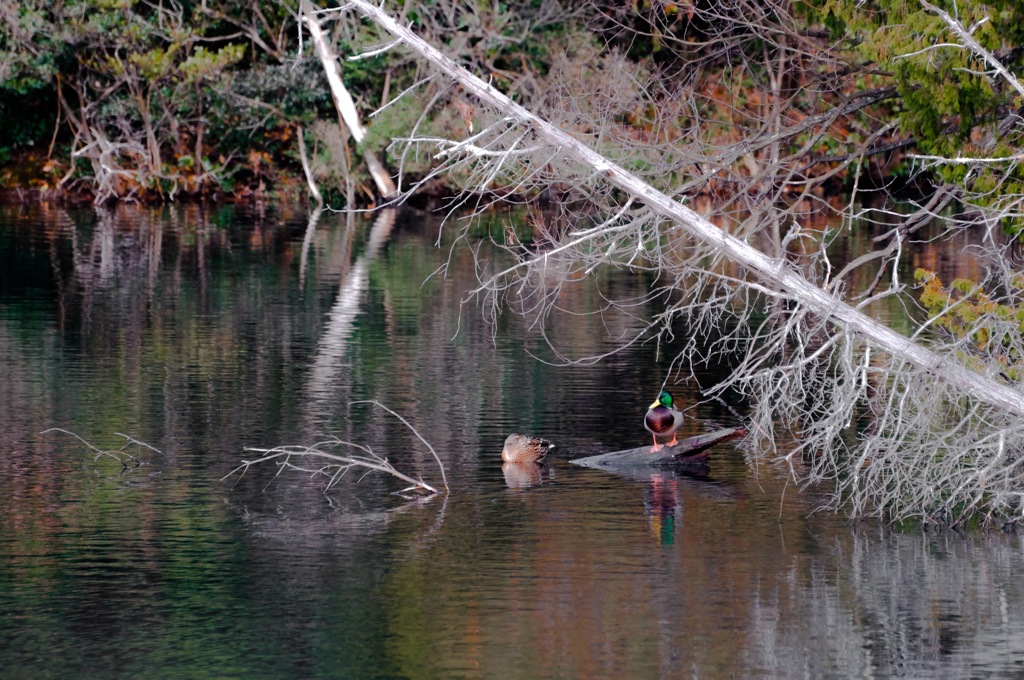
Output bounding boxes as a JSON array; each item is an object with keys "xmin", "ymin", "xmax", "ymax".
[
  {"xmin": 1, "ymin": 203, "xmax": 322, "ymax": 502},
  {"xmin": 742, "ymin": 529, "xmax": 1024, "ymax": 676},
  {"xmin": 1, "ymin": 201, "xmax": 1011, "ymax": 484},
  {"xmin": 8, "ymin": 204, "xmax": 1024, "ymax": 675},
  {"xmin": 380, "ymin": 464, "xmax": 1024, "ymax": 678}
]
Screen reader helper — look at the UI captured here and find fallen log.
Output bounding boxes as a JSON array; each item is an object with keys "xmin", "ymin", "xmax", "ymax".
[
  {"xmin": 570, "ymin": 427, "xmax": 746, "ymax": 470},
  {"xmin": 300, "ymin": 0, "xmax": 397, "ymax": 200}
]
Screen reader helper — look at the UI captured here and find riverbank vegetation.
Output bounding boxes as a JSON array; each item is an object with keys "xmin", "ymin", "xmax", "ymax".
[{"xmin": 0, "ymin": 0, "xmax": 1019, "ymax": 212}]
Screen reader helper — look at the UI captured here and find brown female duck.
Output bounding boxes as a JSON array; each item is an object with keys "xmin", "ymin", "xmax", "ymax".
[{"xmin": 500, "ymin": 434, "xmax": 554, "ymax": 464}]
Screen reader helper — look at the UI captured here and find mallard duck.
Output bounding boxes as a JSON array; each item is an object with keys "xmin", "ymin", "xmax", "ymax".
[
  {"xmin": 644, "ymin": 391, "xmax": 684, "ymax": 452},
  {"xmin": 501, "ymin": 434, "xmax": 554, "ymax": 464}
]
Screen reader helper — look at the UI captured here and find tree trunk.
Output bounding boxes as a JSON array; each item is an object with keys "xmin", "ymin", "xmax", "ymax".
[
  {"xmin": 300, "ymin": 0, "xmax": 397, "ymax": 200},
  {"xmin": 135, "ymin": 89, "xmax": 162, "ymax": 178}
]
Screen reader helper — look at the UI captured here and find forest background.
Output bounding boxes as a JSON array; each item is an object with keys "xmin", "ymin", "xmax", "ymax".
[{"xmin": 1, "ymin": 0, "xmax": 1019, "ymax": 214}]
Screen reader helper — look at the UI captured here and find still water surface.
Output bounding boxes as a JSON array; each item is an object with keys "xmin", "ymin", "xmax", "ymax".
[{"xmin": 2, "ymin": 203, "xmax": 1024, "ymax": 678}]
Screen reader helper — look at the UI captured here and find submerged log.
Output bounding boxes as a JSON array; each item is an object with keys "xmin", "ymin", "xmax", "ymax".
[{"xmin": 570, "ymin": 428, "xmax": 746, "ymax": 470}]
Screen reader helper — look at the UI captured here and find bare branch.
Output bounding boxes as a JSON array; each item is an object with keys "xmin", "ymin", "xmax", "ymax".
[
  {"xmin": 920, "ymin": 0, "xmax": 1024, "ymax": 99},
  {"xmin": 42, "ymin": 428, "xmax": 164, "ymax": 469},
  {"xmin": 348, "ymin": 0, "xmax": 1024, "ymax": 420},
  {"xmin": 223, "ymin": 438, "xmax": 440, "ymax": 496},
  {"xmin": 350, "ymin": 400, "xmax": 450, "ymax": 493}
]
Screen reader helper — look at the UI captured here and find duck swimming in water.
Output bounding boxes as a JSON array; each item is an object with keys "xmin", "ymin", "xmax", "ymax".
[
  {"xmin": 644, "ymin": 391, "xmax": 684, "ymax": 452},
  {"xmin": 500, "ymin": 434, "xmax": 554, "ymax": 464}
]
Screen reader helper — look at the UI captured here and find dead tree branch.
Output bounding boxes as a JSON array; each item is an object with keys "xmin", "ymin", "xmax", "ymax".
[
  {"xmin": 346, "ymin": 0, "xmax": 1024, "ymax": 420},
  {"xmin": 300, "ymin": 0, "xmax": 397, "ymax": 200},
  {"xmin": 351, "ymin": 399, "xmax": 450, "ymax": 493},
  {"xmin": 42, "ymin": 428, "xmax": 165, "ymax": 469},
  {"xmin": 920, "ymin": 0, "xmax": 1024, "ymax": 100},
  {"xmin": 223, "ymin": 401, "xmax": 447, "ymax": 498},
  {"xmin": 224, "ymin": 438, "xmax": 440, "ymax": 496}
]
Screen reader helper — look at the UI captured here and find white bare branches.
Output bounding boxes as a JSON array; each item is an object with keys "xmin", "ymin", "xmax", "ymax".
[
  {"xmin": 299, "ymin": 0, "xmax": 397, "ymax": 200},
  {"xmin": 346, "ymin": 0, "xmax": 1024, "ymax": 418},
  {"xmin": 351, "ymin": 399, "xmax": 450, "ymax": 494},
  {"xmin": 920, "ymin": 0, "xmax": 1024, "ymax": 100},
  {"xmin": 42, "ymin": 428, "xmax": 166, "ymax": 468},
  {"xmin": 224, "ymin": 437, "xmax": 440, "ymax": 496},
  {"xmin": 300, "ymin": 0, "xmax": 367, "ymax": 144},
  {"xmin": 909, "ymin": 153, "xmax": 1024, "ymax": 165},
  {"xmin": 332, "ymin": 1, "xmax": 1024, "ymax": 526},
  {"xmin": 296, "ymin": 126, "xmax": 323, "ymax": 207},
  {"xmin": 223, "ymin": 401, "xmax": 448, "ymax": 498}
]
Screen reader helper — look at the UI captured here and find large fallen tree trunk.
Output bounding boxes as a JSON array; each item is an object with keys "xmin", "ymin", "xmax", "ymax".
[
  {"xmin": 301, "ymin": 0, "xmax": 396, "ymax": 200},
  {"xmin": 344, "ymin": 0, "xmax": 1024, "ymax": 420}
]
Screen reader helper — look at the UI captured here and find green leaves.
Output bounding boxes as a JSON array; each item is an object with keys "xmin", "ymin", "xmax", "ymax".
[
  {"xmin": 179, "ymin": 45, "xmax": 246, "ymax": 83},
  {"xmin": 130, "ymin": 46, "xmax": 181, "ymax": 81},
  {"xmin": 916, "ymin": 268, "xmax": 1024, "ymax": 377},
  {"xmin": 824, "ymin": 0, "xmax": 1019, "ymax": 144},
  {"xmin": 811, "ymin": 0, "xmax": 1024, "ymax": 232}
]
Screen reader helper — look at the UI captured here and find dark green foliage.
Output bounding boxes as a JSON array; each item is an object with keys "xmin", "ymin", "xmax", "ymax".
[
  {"xmin": 0, "ymin": 89, "xmax": 56, "ymax": 165},
  {"xmin": 213, "ymin": 59, "xmax": 333, "ymax": 150},
  {"xmin": 0, "ymin": 0, "xmax": 300, "ymax": 195},
  {"xmin": 812, "ymin": 0, "xmax": 1024, "ymax": 231},
  {"xmin": 814, "ymin": 0, "xmax": 1010, "ymax": 146},
  {"xmin": 0, "ymin": 5, "xmax": 71, "ymax": 162},
  {"xmin": 6, "ymin": 0, "xmax": 1023, "ymax": 205},
  {"xmin": 0, "ymin": 0, "xmax": 578, "ymax": 197}
]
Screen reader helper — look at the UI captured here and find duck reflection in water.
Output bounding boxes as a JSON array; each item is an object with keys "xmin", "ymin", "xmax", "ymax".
[
  {"xmin": 644, "ymin": 473, "xmax": 683, "ymax": 545},
  {"xmin": 501, "ymin": 434, "xmax": 554, "ymax": 489},
  {"xmin": 502, "ymin": 461, "xmax": 548, "ymax": 488}
]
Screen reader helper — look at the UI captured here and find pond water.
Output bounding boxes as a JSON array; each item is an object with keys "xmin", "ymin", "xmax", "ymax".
[{"xmin": 2, "ymin": 202, "xmax": 1024, "ymax": 678}]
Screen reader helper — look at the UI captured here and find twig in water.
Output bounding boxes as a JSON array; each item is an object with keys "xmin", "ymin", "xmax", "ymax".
[
  {"xmin": 351, "ymin": 399, "xmax": 450, "ymax": 493},
  {"xmin": 222, "ymin": 429, "xmax": 445, "ymax": 498},
  {"xmin": 41, "ymin": 428, "xmax": 165, "ymax": 469}
]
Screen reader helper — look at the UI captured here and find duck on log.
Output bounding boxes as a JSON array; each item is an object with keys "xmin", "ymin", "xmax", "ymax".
[{"xmin": 570, "ymin": 428, "xmax": 746, "ymax": 470}]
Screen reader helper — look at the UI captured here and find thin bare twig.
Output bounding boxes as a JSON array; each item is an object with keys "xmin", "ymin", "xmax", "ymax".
[
  {"xmin": 222, "ymin": 437, "xmax": 440, "ymax": 496},
  {"xmin": 351, "ymin": 399, "xmax": 450, "ymax": 493},
  {"xmin": 42, "ymin": 428, "xmax": 165, "ymax": 469},
  {"xmin": 223, "ymin": 401, "xmax": 447, "ymax": 499}
]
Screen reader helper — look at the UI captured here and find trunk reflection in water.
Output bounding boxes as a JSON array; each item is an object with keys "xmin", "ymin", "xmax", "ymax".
[
  {"xmin": 307, "ymin": 208, "xmax": 395, "ymax": 413},
  {"xmin": 0, "ymin": 203, "xmax": 1021, "ymax": 677}
]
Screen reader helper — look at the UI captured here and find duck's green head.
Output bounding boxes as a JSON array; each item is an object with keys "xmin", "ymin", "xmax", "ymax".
[{"xmin": 650, "ymin": 391, "xmax": 674, "ymax": 409}]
